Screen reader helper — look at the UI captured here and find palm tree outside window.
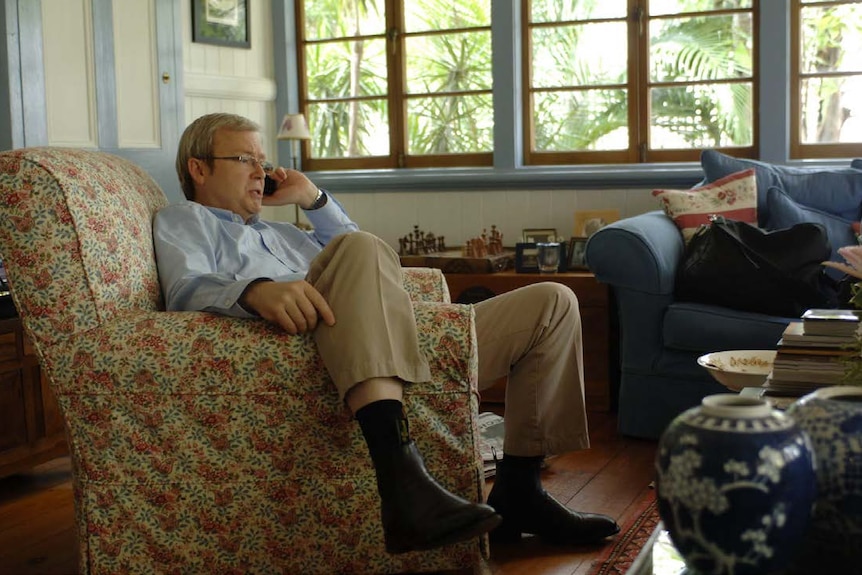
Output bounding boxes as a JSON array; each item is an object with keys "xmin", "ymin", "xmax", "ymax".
[
  {"xmin": 525, "ymin": 0, "xmax": 755, "ymax": 165},
  {"xmin": 298, "ymin": 0, "xmax": 493, "ymax": 170},
  {"xmin": 295, "ymin": 1, "xmax": 860, "ymax": 172},
  {"xmin": 792, "ymin": 0, "xmax": 862, "ymax": 160}
]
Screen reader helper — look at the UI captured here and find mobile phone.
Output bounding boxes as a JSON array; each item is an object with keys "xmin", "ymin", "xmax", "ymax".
[{"xmin": 264, "ymin": 175, "xmax": 277, "ymax": 196}]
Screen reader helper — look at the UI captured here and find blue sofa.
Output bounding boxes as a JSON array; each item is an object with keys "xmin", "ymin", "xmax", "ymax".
[{"xmin": 586, "ymin": 151, "xmax": 862, "ymax": 440}]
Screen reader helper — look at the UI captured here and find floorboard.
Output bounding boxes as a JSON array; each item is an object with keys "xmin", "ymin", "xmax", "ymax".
[{"xmin": 0, "ymin": 411, "xmax": 658, "ymax": 575}]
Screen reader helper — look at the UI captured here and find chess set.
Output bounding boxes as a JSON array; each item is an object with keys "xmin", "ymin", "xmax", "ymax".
[{"xmin": 398, "ymin": 225, "xmax": 514, "ymax": 273}]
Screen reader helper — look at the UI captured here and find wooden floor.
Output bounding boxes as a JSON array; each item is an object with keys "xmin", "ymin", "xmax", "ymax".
[{"xmin": 0, "ymin": 411, "xmax": 657, "ymax": 575}]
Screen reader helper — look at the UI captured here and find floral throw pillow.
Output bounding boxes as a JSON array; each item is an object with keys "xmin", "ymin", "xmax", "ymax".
[{"xmin": 653, "ymin": 168, "xmax": 758, "ymax": 243}]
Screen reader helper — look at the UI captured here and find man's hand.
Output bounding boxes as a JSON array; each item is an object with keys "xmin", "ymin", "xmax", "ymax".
[
  {"xmin": 240, "ymin": 280, "xmax": 335, "ymax": 334},
  {"xmin": 262, "ymin": 167, "xmax": 320, "ymax": 209}
]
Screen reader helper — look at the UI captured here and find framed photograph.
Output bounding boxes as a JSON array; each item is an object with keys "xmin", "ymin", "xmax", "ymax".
[
  {"xmin": 573, "ymin": 209, "xmax": 619, "ymax": 237},
  {"xmin": 515, "ymin": 243, "xmax": 540, "ymax": 273},
  {"xmin": 522, "ymin": 228, "xmax": 558, "ymax": 243},
  {"xmin": 567, "ymin": 237, "xmax": 589, "ymax": 270},
  {"xmin": 192, "ymin": 0, "xmax": 250, "ymax": 48}
]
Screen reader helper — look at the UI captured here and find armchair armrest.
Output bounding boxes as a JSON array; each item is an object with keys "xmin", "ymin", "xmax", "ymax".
[
  {"xmin": 43, "ymin": 305, "xmax": 479, "ymax": 482},
  {"xmin": 585, "ymin": 211, "xmax": 684, "ymax": 296},
  {"xmin": 403, "ymin": 267, "xmax": 451, "ymax": 303}
]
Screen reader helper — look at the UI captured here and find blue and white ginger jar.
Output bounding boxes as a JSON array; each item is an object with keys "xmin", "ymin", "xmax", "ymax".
[
  {"xmin": 655, "ymin": 394, "xmax": 816, "ymax": 575},
  {"xmin": 786, "ymin": 385, "xmax": 862, "ymax": 572}
]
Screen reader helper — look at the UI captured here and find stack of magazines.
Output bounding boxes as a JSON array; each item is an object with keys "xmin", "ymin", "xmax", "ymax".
[
  {"xmin": 478, "ymin": 412, "xmax": 504, "ymax": 479},
  {"xmin": 767, "ymin": 309, "xmax": 860, "ymax": 395}
]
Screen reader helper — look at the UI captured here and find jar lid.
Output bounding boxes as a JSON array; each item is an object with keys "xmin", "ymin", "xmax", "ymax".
[{"xmin": 701, "ymin": 393, "xmax": 772, "ymax": 419}]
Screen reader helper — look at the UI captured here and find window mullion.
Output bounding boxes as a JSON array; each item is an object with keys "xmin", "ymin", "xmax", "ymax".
[
  {"xmin": 492, "ymin": 0, "xmax": 520, "ymax": 170},
  {"xmin": 387, "ymin": 0, "xmax": 403, "ymax": 167},
  {"xmin": 631, "ymin": 0, "xmax": 646, "ymax": 162},
  {"xmin": 762, "ymin": 0, "xmax": 790, "ymax": 163}
]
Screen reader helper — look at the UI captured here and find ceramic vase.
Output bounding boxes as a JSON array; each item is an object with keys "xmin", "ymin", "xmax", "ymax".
[
  {"xmin": 655, "ymin": 394, "xmax": 817, "ymax": 575},
  {"xmin": 786, "ymin": 385, "xmax": 862, "ymax": 572}
]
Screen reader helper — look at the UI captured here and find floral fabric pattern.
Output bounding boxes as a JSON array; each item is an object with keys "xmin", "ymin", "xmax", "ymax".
[{"xmin": 0, "ymin": 148, "xmax": 486, "ymax": 574}]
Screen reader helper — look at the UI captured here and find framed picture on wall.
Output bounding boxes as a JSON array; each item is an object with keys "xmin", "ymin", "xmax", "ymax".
[{"xmin": 192, "ymin": 0, "xmax": 250, "ymax": 48}]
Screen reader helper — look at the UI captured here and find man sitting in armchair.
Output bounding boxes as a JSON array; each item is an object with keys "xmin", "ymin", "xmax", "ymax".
[{"xmin": 153, "ymin": 113, "xmax": 619, "ymax": 553}]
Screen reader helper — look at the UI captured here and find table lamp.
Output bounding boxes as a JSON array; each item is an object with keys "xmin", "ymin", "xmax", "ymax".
[
  {"xmin": 277, "ymin": 113, "xmax": 311, "ymax": 168},
  {"xmin": 277, "ymin": 113, "xmax": 312, "ymax": 226}
]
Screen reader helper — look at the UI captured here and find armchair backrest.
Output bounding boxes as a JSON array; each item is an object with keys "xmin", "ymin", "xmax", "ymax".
[{"xmin": 0, "ymin": 148, "xmax": 168, "ymax": 350}]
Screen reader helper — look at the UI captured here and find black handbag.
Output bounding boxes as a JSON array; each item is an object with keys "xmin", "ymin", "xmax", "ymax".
[{"xmin": 676, "ymin": 215, "xmax": 837, "ymax": 317}]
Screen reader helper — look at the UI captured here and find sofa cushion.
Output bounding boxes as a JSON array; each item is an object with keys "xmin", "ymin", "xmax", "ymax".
[
  {"xmin": 652, "ymin": 168, "xmax": 757, "ymax": 243},
  {"xmin": 766, "ymin": 186, "xmax": 856, "ymax": 279},
  {"xmin": 701, "ymin": 149, "xmax": 862, "ymax": 224},
  {"xmin": 663, "ymin": 301, "xmax": 793, "ymax": 353}
]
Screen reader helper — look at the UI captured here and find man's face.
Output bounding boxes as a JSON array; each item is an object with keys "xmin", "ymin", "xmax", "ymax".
[{"xmin": 192, "ymin": 128, "xmax": 267, "ymax": 222}]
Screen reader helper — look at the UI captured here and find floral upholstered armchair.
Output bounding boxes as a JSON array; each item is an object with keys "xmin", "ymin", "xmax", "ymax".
[{"xmin": 0, "ymin": 148, "xmax": 487, "ymax": 574}]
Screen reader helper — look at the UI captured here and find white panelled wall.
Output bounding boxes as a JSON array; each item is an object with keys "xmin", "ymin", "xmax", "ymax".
[
  {"xmin": 317, "ymin": 187, "xmax": 659, "ymax": 251},
  {"xmin": 176, "ymin": 0, "xmax": 660, "ymax": 248},
  {"xmin": 182, "ymin": 0, "xmax": 277, "ymax": 161}
]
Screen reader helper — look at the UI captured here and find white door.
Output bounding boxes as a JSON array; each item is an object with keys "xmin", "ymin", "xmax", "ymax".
[{"xmin": 18, "ymin": 0, "xmax": 183, "ymax": 199}]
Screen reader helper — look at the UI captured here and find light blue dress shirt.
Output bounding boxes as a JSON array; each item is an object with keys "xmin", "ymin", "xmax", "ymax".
[{"xmin": 153, "ymin": 193, "xmax": 359, "ymax": 318}]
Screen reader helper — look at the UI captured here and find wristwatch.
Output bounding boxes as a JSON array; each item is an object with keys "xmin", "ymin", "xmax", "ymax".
[{"xmin": 307, "ymin": 187, "xmax": 327, "ymax": 210}]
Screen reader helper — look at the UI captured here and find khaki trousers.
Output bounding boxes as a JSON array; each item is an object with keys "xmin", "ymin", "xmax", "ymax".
[{"xmin": 307, "ymin": 231, "xmax": 589, "ymax": 458}]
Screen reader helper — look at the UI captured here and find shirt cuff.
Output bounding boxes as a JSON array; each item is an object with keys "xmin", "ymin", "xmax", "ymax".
[{"xmin": 237, "ymin": 277, "xmax": 273, "ymax": 316}]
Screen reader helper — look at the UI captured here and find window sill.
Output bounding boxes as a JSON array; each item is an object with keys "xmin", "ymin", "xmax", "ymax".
[
  {"xmin": 307, "ymin": 163, "xmax": 706, "ymax": 194},
  {"xmin": 306, "ymin": 158, "xmax": 858, "ymax": 194}
]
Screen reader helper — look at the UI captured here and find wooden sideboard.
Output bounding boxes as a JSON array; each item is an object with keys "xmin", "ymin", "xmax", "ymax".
[
  {"xmin": 444, "ymin": 270, "xmax": 614, "ymax": 412},
  {"xmin": 0, "ymin": 317, "xmax": 66, "ymax": 478}
]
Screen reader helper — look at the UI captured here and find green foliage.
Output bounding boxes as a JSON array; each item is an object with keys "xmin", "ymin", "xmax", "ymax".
[
  {"xmin": 649, "ymin": 12, "xmax": 753, "ymax": 147},
  {"xmin": 798, "ymin": 3, "xmax": 862, "ymax": 143},
  {"xmin": 299, "ymin": 0, "xmax": 853, "ymax": 161}
]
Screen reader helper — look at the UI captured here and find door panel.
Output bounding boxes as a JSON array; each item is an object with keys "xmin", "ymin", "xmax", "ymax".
[
  {"xmin": 41, "ymin": 0, "xmax": 98, "ymax": 148},
  {"xmin": 112, "ymin": 0, "xmax": 161, "ymax": 149}
]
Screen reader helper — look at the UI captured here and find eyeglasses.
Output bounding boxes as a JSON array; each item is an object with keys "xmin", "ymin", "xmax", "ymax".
[{"xmin": 207, "ymin": 155, "xmax": 274, "ymax": 173}]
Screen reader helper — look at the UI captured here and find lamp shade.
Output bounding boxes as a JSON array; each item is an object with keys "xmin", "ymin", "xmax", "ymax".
[{"xmin": 277, "ymin": 113, "xmax": 311, "ymax": 140}]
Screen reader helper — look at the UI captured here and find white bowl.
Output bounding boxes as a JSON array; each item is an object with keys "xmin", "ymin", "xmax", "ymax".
[{"xmin": 697, "ymin": 350, "xmax": 776, "ymax": 392}]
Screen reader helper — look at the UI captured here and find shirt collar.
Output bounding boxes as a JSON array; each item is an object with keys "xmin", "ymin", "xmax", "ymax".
[{"xmin": 202, "ymin": 205, "xmax": 261, "ymax": 225}]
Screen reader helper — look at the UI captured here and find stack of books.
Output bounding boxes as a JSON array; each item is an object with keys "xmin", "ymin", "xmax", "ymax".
[{"xmin": 767, "ymin": 309, "xmax": 861, "ymax": 395}]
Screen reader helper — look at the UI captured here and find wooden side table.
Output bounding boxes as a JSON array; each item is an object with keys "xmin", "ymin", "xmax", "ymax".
[
  {"xmin": 0, "ymin": 317, "xmax": 66, "ymax": 478},
  {"xmin": 443, "ymin": 270, "xmax": 613, "ymax": 412}
]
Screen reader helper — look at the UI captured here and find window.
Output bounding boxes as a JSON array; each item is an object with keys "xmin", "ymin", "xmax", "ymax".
[
  {"xmin": 292, "ymin": 2, "xmax": 859, "ymax": 178},
  {"xmin": 792, "ymin": 0, "xmax": 862, "ymax": 159},
  {"xmin": 524, "ymin": 0, "xmax": 755, "ymax": 165},
  {"xmin": 298, "ymin": 0, "xmax": 493, "ymax": 170}
]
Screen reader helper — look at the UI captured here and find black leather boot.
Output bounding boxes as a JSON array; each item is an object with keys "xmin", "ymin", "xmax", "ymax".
[
  {"xmin": 373, "ymin": 441, "xmax": 501, "ymax": 554},
  {"xmin": 487, "ymin": 456, "xmax": 620, "ymax": 545}
]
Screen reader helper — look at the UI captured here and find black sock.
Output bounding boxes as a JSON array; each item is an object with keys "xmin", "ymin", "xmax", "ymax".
[
  {"xmin": 355, "ymin": 399, "xmax": 411, "ymax": 462},
  {"xmin": 495, "ymin": 454, "xmax": 545, "ymax": 493},
  {"xmin": 501, "ymin": 454, "xmax": 544, "ymax": 468},
  {"xmin": 503, "ymin": 453, "xmax": 545, "ymax": 474}
]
